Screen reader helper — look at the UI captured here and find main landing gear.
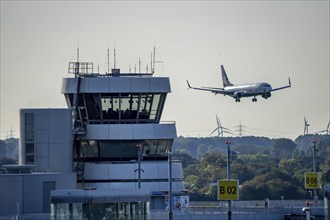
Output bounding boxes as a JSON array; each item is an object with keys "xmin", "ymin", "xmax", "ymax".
[
  {"xmin": 252, "ymin": 97, "xmax": 257, "ymax": 102},
  {"xmin": 235, "ymin": 99, "xmax": 240, "ymax": 102}
]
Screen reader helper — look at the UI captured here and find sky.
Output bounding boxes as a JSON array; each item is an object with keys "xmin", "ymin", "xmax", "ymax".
[{"xmin": 0, "ymin": 1, "xmax": 329, "ymax": 140}]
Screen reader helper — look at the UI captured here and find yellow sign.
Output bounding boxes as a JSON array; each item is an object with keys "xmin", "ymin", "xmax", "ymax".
[
  {"xmin": 217, "ymin": 180, "xmax": 239, "ymax": 201},
  {"xmin": 305, "ymin": 172, "xmax": 321, "ymax": 189}
]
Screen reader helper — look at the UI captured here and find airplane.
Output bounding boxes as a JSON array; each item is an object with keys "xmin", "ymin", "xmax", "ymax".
[{"xmin": 186, "ymin": 65, "xmax": 291, "ymax": 102}]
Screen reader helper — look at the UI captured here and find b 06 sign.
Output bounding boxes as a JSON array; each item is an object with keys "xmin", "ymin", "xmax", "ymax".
[
  {"xmin": 217, "ymin": 180, "xmax": 239, "ymax": 201},
  {"xmin": 305, "ymin": 172, "xmax": 321, "ymax": 189}
]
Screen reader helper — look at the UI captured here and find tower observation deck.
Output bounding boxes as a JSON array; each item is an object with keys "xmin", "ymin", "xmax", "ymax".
[{"xmin": 61, "ymin": 61, "xmax": 185, "ymax": 209}]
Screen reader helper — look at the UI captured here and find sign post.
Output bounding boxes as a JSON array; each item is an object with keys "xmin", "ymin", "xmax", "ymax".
[
  {"xmin": 305, "ymin": 172, "xmax": 321, "ymax": 190},
  {"xmin": 217, "ymin": 180, "xmax": 240, "ymax": 201}
]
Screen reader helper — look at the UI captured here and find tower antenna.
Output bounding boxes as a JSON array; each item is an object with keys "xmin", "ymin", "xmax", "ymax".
[
  {"xmin": 107, "ymin": 43, "xmax": 110, "ymax": 74},
  {"xmin": 152, "ymin": 45, "xmax": 163, "ymax": 75},
  {"xmin": 74, "ymin": 43, "xmax": 80, "ymax": 76},
  {"xmin": 150, "ymin": 52, "xmax": 153, "ymax": 74},
  {"xmin": 114, "ymin": 42, "xmax": 116, "ymax": 69},
  {"xmin": 153, "ymin": 46, "xmax": 156, "ymax": 74},
  {"xmin": 77, "ymin": 41, "xmax": 79, "ymax": 62},
  {"xmin": 77, "ymin": 48, "xmax": 79, "ymax": 62}
]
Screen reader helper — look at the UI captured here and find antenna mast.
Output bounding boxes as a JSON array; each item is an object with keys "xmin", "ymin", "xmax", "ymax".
[
  {"xmin": 153, "ymin": 46, "xmax": 156, "ymax": 74},
  {"xmin": 114, "ymin": 48, "xmax": 116, "ymax": 69},
  {"xmin": 77, "ymin": 47, "xmax": 79, "ymax": 62},
  {"xmin": 74, "ymin": 45, "xmax": 80, "ymax": 76},
  {"xmin": 107, "ymin": 47, "xmax": 110, "ymax": 74},
  {"xmin": 152, "ymin": 45, "xmax": 163, "ymax": 75}
]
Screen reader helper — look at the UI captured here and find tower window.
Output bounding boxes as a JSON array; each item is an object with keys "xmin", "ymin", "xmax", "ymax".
[{"xmin": 25, "ymin": 113, "xmax": 35, "ymax": 164}]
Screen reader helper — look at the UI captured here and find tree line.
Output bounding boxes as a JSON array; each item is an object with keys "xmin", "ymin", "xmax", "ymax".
[
  {"xmin": 173, "ymin": 135, "xmax": 330, "ymax": 200},
  {"xmin": 1, "ymin": 135, "xmax": 329, "ymax": 200}
]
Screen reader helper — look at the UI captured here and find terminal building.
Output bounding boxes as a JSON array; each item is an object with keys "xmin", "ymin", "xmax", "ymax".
[{"xmin": 0, "ymin": 54, "xmax": 187, "ymax": 219}]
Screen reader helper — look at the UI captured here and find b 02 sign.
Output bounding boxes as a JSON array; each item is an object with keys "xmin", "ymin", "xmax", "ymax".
[
  {"xmin": 217, "ymin": 180, "xmax": 239, "ymax": 201},
  {"xmin": 305, "ymin": 172, "xmax": 321, "ymax": 189}
]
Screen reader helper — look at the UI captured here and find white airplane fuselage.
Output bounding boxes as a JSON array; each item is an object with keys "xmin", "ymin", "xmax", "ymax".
[
  {"xmin": 186, "ymin": 65, "xmax": 290, "ymax": 102},
  {"xmin": 224, "ymin": 82, "xmax": 272, "ymax": 98}
]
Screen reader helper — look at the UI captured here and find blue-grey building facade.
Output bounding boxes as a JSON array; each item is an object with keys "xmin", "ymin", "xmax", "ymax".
[
  {"xmin": 0, "ymin": 59, "xmax": 186, "ymax": 218},
  {"xmin": 61, "ymin": 63, "xmax": 186, "ymax": 209}
]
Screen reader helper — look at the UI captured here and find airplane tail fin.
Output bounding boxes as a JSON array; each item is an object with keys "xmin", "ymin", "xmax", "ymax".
[{"xmin": 221, "ymin": 65, "xmax": 233, "ymax": 87}]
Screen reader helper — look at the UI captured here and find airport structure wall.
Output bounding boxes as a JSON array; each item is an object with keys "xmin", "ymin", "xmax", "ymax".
[
  {"xmin": 85, "ymin": 123, "xmax": 176, "ymax": 140},
  {"xmin": 0, "ymin": 172, "xmax": 76, "ymax": 216},
  {"xmin": 83, "ymin": 161, "xmax": 184, "ymax": 192},
  {"xmin": 62, "ymin": 77, "xmax": 171, "ymax": 94},
  {"xmin": 19, "ymin": 108, "xmax": 72, "ymax": 173}
]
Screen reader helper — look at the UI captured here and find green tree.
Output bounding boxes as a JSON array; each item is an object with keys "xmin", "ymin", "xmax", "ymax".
[
  {"xmin": 179, "ymin": 136, "xmax": 329, "ymax": 201},
  {"xmin": 279, "ymin": 159, "xmax": 304, "ymax": 176},
  {"xmin": 240, "ymin": 168, "xmax": 306, "ymax": 200},
  {"xmin": 270, "ymin": 138, "xmax": 296, "ymax": 158},
  {"xmin": 320, "ymin": 157, "xmax": 330, "ymax": 184},
  {"xmin": 173, "ymin": 152, "xmax": 197, "ymax": 169},
  {"xmin": 231, "ymin": 144, "xmax": 266, "ymax": 155},
  {"xmin": 230, "ymin": 162, "xmax": 255, "ymax": 184}
]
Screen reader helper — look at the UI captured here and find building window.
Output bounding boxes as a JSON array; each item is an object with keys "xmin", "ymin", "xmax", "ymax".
[
  {"xmin": 74, "ymin": 139, "xmax": 172, "ymax": 162},
  {"xmin": 25, "ymin": 113, "xmax": 34, "ymax": 142},
  {"xmin": 150, "ymin": 94, "xmax": 161, "ymax": 119},
  {"xmin": 25, "ymin": 113, "xmax": 35, "ymax": 164},
  {"xmin": 80, "ymin": 140, "xmax": 99, "ymax": 158},
  {"xmin": 67, "ymin": 93, "xmax": 166, "ymax": 124},
  {"xmin": 143, "ymin": 140, "xmax": 171, "ymax": 156}
]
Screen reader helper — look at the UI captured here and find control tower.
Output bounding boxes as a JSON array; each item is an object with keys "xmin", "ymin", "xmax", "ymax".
[{"xmin": 61, "ymin": 57, "xmax": 185, "ymax": 209}]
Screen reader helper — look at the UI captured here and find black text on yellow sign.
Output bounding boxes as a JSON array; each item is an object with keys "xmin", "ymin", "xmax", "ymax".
[
  {"xmin": 305, "ymin": 172, "xmax": 321, "ymax": 189},
  {"xmin": 217, "ymin": 180, "xmax": 239, "ymax": 201}
]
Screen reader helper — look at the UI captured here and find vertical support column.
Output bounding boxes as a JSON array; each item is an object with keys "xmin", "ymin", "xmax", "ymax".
[
  {"xmin": 15, "ymin": 202, "xmax": 20, "ymax": 220},
  {"xmin": 68, "ymin": 203, "xmax": 73, "ymax": 220},
  {"xmin": 136, "ymin": 143, "xmax": 143, "ymax": 189},
  {"xmin": 226, "ymin": 140, "xmax": 232, "ymax": 220},
  {"xmin": 306, "ymin": 209, "xmax": 311, "ymax": 220},
  {"xmin": 138, "ymin": 148, "xmax": 141, "ymax": 189},
  {"xmin": 312, "ymin": 140, "xmax": 318, "ymax": 204},
  {"xmin": 324, "ymin": 185, "xmax": 330, "ymax": 220},
  {"xmin": 168, "ymin": 151, "xmax": 173, "ymax": 220}
]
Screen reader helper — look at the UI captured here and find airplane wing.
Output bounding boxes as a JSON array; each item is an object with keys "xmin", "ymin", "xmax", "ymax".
[
  {"xmin": 271, "ymin": 78, "xmax": 291, "ymax": 92},
  {"xmin": 186, "ymin": 80, "xmax": 227, "ymax": 95}
]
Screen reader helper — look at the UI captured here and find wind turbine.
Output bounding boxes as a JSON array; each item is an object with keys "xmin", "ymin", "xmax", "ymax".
[
  {"xmin": 304, "ymin": 116, "xmax": 310, "ymax": 135},
  {"xmin": 210, "ymin": 114, "xmax": 232, "ymax": 137},
  {"xmin": 316, "ymin": 121, "xmax": 330, "ymax": 135}
]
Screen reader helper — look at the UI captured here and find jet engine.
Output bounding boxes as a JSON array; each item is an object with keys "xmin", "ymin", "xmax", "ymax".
[
  {"xmin": 233, "ymin": 92, "xmax": 242, "ymax": 99},
  {"xmin": 262, "ymin": 93, "xmax": 271, "ymax": 99}
]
